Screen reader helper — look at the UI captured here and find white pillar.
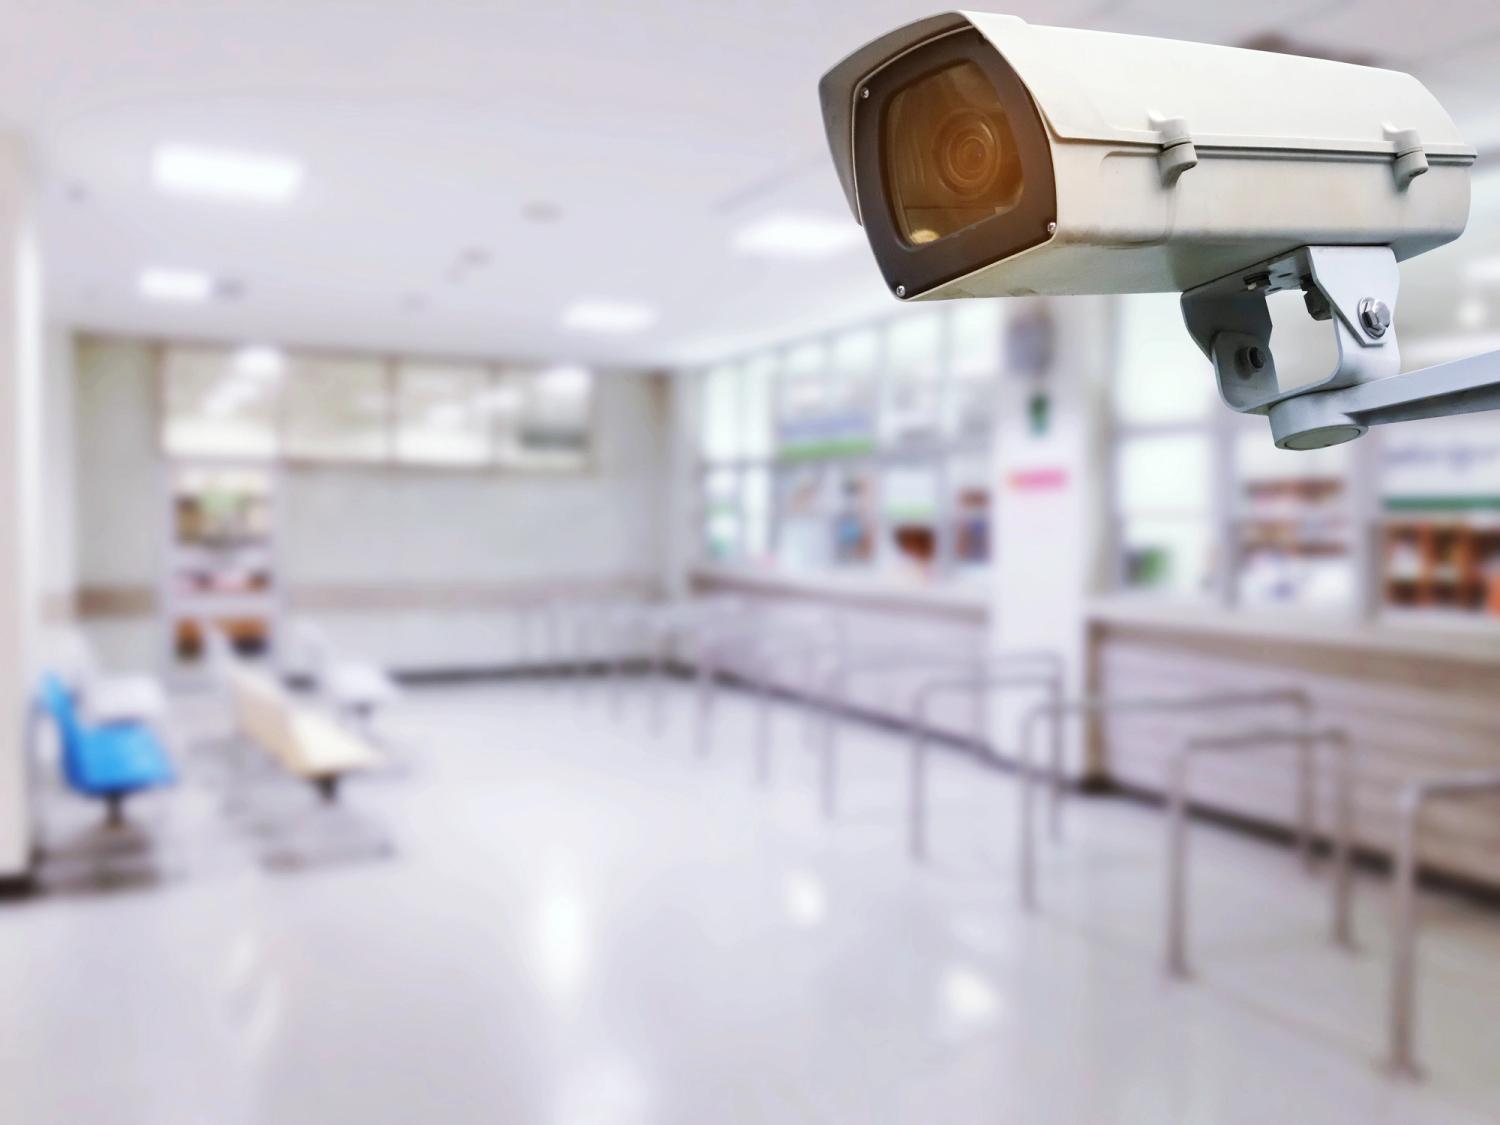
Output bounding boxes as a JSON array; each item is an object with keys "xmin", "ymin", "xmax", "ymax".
[
  {"xmin": 661, "ymin": 368, "xmax": 696, "ymax": 601},
  {"xmin": 0, "ymin": 134, "xmax": 42, "ymax": 882},
  {"xmin": 988, "ymin": 296, "xmax": 1113, "ymax": 776}
]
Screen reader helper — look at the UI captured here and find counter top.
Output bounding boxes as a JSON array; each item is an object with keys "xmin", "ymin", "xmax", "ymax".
[
  {"xmin": 1087, "ymin": 597, "xmax": 1500, "ymax": 668},
  {"xmin": 691, "ymin": 565, "xmax": 989, "ymax": 621}
]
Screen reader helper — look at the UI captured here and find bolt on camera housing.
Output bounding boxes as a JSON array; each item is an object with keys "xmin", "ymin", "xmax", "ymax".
[{"xmin": 819, "ymin": 11, "xmax": 1493, "ymax": 450}]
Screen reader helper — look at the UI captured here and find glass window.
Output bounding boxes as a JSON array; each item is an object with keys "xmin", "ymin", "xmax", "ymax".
[
  {"xmin": 776, "ymin": 342, "xmax": 831, "ymax": 459},
  {"xmin": 493, "ymin": 364, "xmax": 592, "ymax": 471},
  {"xmin": 162, "ymin": 346, "xmax": 280, "ymax": 459},
  {"xmin": 282, "ymin": 354, "xmax": 390, "ymax": 462},
  {"xmin": 743, "ymin": 465, "xmax": 772, "ymax": 565},
  {"xmin": 946, "ymin": 303, "xmax": 1001, "ymax": 442},
  {"xmin": 884, "ymin": 460, "xmax": 941, "ymax": 577},
  {"xmin": 395, "ymin": 361, "xmax": 491, "ymax": 467},
  {"xmin": 774, "ymin": 461, "xmax": 876, "ymax": 572},
  {"xmin": 1113, "ymin": 294, "xmax": 1214, "ymax": 427},
  {"xmin": 1117, "ymin": 432, "xmax": 1214, "ymax": 596},
  {"xmin": 695, "ymin": 305, "xmax": 1004, "ymax": 585},
  {"xmin": 775, "ymin": 463, "xmax": 835, "ymax": 571},
  {"xmin": 824, "ymin": 329, "xmax": 880, "ymax": 459},
  {"xmin": 949, "ymin": 450, "xmax": 992, "ymax": 575},
  {"xmin": 1118, "ymin": 432, "xmax": 1211, "ymax": 515},
  {"xmin": 700, "ymin": 364, "xmax": 742, "ymax": 463},
  {"xmin": 832, "ymin": 464, "xmax": 877, "ymax": 568},
  {"xmin": 742, "ymin": 356, "xmax": 776, "ymax": 460},
  {"xmin": 1234, "ymin": 425, "xmax": 1354, "ymax": 609},
  {"xmin": 1120, "ymin": 519, "xmax": 1214, "ymax": 597},
  {"xmin": 703, "ymin": 468, "xmax": 742, "ymax": 563},
  {"xmin": 884, "ymin": 313, "xmax": 944, "ymax": 448}
]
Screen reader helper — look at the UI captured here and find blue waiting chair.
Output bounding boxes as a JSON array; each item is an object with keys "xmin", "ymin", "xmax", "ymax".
[{"xmin": 38, "ymin": 674, "xmax": 176, "ymax": 826}]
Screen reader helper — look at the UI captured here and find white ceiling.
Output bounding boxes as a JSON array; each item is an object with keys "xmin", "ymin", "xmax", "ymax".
[{"xmin": 4, "ymin": 0, "xmax": 1500, "ymax": 367}]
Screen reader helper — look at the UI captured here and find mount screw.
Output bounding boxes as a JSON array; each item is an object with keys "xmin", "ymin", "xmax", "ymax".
[
  {"xmin": 861, "ymin": 87, "xmax": 870, "ymax": 100},
  {"xmin": 895, "ymin": 284, "xmax": 907, "ymax": 297},
  {"xmin": 1359, "ymin": 297, "xmax": 1391, "ymax": 337}
]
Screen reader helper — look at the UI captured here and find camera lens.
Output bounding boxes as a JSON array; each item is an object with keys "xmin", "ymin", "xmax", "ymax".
[
  {"xmin": 883, "ymin": 60, "xmax": 1023, "ymax": 247},
  {"xmin": 936, "ymin": 109, "xmax": 1004, "ymax": 198}
]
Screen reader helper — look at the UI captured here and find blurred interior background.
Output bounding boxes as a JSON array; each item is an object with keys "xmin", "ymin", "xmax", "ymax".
[{"xmin": 4, "ymin": 2, "xmax": 1500, "ymax": 1122}]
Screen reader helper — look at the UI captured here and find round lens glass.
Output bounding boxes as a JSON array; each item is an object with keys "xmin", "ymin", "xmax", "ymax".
[{"xmin": 883, "ymin": 61, "xmax": 1024, "ymax": 247}]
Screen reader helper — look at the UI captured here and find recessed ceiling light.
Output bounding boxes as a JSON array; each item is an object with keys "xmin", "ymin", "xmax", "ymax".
[
  {"xmin": 1457, "ymin": 295, "xmax": 1489, "ymax": 330},
  {"xmin": 153, "ymin": 144, "xmax": 303, "ymax": 203},
  {"xmin": 139, "ymin": 267, "xmax": 213, "ymax": 302},
  {"xmin": 424, "ymin": 402, "xmax": 469, "ymax": 429},
  {"xmin": 537, "ymin": 364, "xmax": 592, "ymax": 397},
  {"xmin": 235, "ymin": 345, "xmax": 285, "ymax": 380},
  {"xmin": 731, "ymin": 212, "xmax": 863, "ymax": 259},
  {"xmin": 1464, "ymin": 257, "xmax": 1500, "ymax": 286},
  {"xmin": 561, "ymin": 299, "xmax": 657, "ymax": 334}
]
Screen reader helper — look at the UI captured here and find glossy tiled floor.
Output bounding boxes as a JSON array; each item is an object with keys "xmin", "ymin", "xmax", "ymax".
[{"xmin": 4, "ymin": 679, "xmax": 1500, "ymax": 1124}]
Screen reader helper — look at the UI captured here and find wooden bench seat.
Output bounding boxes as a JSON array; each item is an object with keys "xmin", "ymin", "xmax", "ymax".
[{"xmin": 229, "ymin": 666, "xmax": 383, "ymax": 800}]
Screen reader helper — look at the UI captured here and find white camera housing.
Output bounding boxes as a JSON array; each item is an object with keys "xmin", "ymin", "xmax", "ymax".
[{"xmin": 819, "ymin": 10, "xmax": 1474, "ymax": 302}]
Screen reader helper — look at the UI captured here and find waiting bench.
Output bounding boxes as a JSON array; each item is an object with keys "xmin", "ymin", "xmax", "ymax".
[{"xmin": 228, "ymin": 665, "xmax": 383, "ymax": 801}]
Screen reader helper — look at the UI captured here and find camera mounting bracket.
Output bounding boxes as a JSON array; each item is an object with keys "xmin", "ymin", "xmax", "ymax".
[{"xmin": 1182, "ymin": 245, "xmax": 1500, "ymax": 449}]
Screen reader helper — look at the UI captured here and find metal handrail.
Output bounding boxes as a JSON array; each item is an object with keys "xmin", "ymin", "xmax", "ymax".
[
  {"xmin": 906, "ymin": 667, "xmax": 1063, "ymax": 862},
  {"xmin": 1166, "ymin": 726, "xmax": 1355, "ymax": 980},
  {"xmin": 692, "ymin": 618, "xmax": 847, "ymax": 760},
  {"xmin": 1016, "ymin": 689, "xmax": 1311, "ymax": 909},
  {"xmin": 1387, "ymin": 769, "xmax": 1500, "ymax": 1080},
  {"xmin": 817, "ymin": 648, "xmax": 1064, "ymax": 820}
]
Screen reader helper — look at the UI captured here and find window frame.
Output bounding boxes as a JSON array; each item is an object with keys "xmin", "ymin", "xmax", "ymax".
[
  {"xmin": 693, "ymin": 303, "xmax": 1003, "ymax": 585},
  {"xmin": 156, "ymin": 340, "xmax": 600, "ymax": 476}
]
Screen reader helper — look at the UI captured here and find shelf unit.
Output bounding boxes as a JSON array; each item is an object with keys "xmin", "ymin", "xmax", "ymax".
[{"xmin": 1383, "ymin": 516, "xmax": 1500, "ymax": 616}]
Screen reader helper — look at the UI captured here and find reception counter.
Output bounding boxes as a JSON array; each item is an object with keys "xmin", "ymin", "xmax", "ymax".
[
  {"xmin": 690, "ymin": 566, "xmax": 991, "ymax": 742},
  {"xmin": 1087, "ymin": 599, "xmax": 1500, "ymax": 888}
]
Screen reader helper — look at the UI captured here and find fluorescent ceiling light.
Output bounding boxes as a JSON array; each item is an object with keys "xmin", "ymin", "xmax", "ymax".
[
  {"xmin": 536, "ymin": 364, "xmax": 592, "ymax": 397},
  {"xmin": 561, "ymin": 300, "xmax": 656, "ymax": 334},
  {"xmin": 204, "ymin": 381, "xmax": 258, "ymax": 418},
  {"xmin": 1464, "ymin": 256, "xmax": 1500, "ymax": 286},
  {"xmin": 234, "ymin": 345, "xmax": 285, "ymax": 380},
  {"xmin": 153, "ymin": 144, "xmax": 303, "ymax": 203},
  {"xmin": 1457, "ymin": 296, "xmax": 1489, "ymax": 330},
  {"xmin": 424, "ymin": 402, "xmax": 469, "ymax": 429},
  {"xmin": 731, "ymin": 212, "xmax": 863, "ymax": 259},
  {"xmin": 139, "ymin": 267, "xmax": 213, "ymax": 302}
]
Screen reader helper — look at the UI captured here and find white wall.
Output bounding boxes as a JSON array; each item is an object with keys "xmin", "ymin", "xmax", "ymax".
[
  {"xmin": 0, "ymin": 135, "xmax": 42, "ymax": 880},
  {"xmin": 282, "ymin": 371, "xmax": 672, "ymax": 671},
  {"xmin": 72, "ymin": 336, "xmax": 163, "ymax": 669},
  {"xmin": 38, "ymin": 324, "xmax": 76, "ymax": 613},
  {"xmin": 68, "ymin": 334, "xmax": 674, "ymax": 675}
]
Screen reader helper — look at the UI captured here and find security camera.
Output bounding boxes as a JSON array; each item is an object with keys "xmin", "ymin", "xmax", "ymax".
[{"xmin": 819, "ymin": 12, "xmax": 1500, "ymax": 450}]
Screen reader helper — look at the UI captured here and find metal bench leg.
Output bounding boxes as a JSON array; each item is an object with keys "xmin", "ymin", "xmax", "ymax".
[
  {"xmin": 754, "ymin": 663, "xmax": 773, "ymax": 787},
  {"xmin": 694, "ymin": 654, "xmax": 717, "ymax": 759},
  {"xmin": 650, "ymin": 631, "xmax": 667, "ymax": 734},
  {"xmin": 1331, "ymin": 731, "xmax": 1356, "ymax": 949},
  {"xmin": 1165, "ymin": 744, "xmax": 1192, "ymax": 979},
  {"xmin": 1388, "ymin": 787, "xmax": 1424, "ymax": 1079},
  {"xmin": 820, "ymin": 676, "xmax": 845, "ymax": 821},
  {"xmin": 1048, "ymin": 680, "xmax": 1065, "ymax": 842},
  {"xmin": 909, "ymin": 707, "xmax": 930, "ymax": 863},
  {"xmin": 1296, "ymin": 728, "xmax": 1316, "ymax": 871},
  {"xmin": 1019, "ymin": 711, "xmax": 1042, "ymax": 911}
]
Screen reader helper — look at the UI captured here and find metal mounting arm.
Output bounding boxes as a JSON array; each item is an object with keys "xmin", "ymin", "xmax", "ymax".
[{"xmin": 1181, "ymin": 245, "xmax": 1500, "ymax": 450}]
